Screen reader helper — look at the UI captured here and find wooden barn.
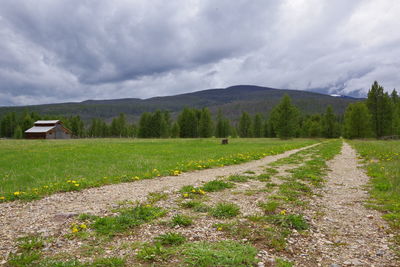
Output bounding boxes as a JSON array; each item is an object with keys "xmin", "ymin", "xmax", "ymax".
[{"xmin": 25, "ymin": 120, "xmax": 72, "ymax": 139}]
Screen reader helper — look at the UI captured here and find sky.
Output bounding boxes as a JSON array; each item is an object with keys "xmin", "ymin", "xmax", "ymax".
[{"xmin": 0, "ymin": 0, "xmax": 399, "ymax": 106}]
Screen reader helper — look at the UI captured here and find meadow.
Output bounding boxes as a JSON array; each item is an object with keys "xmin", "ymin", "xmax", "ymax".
[
  {"xmin": 0, "ymin": 138, "xmax": 317, "ymax": 201},
  {"xmin": 350, "ymin": 140, "xmax": 400, "ymax": 230}
]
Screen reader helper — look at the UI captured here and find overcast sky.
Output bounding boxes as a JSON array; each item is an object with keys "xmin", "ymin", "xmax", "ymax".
[{"xmin": 0, "ymin": 0, "xmax": 399, "ymax": 106}]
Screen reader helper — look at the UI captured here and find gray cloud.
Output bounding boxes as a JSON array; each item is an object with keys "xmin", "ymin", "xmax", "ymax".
[{"xmin": 0, "ymin": 0, "xmax": 399, "ymax": 106}]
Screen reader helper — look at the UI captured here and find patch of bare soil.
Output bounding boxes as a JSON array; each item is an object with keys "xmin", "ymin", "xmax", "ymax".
[
  {"xmin": 289, "ymin": 142, "xmax": 399, "ymax": 266},
  {"xmin": 0, "ymin": 143, "xmax": 318, "ymax": 260}
]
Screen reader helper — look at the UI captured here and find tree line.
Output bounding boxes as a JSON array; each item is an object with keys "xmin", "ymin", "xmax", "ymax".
[{"xmin": 1, "ymin": 81, "xmax": 399, "ymax": 139}]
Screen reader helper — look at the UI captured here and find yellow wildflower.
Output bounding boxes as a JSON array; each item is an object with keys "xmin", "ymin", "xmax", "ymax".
[
  {"xmin": 199, "ymin": 190, "xmax": 206, "ymax": 195},
  {"xmin": 183, "ymin": 193, "xmax": 189, "ymax": 198},
  {"xmin": 217, "ymin": 227, "xmax": 222, "ymax": 231},
  {"xmin": 79, "ymin": 224, "xmax": 87, "ymax": 229},
  {"xmin": 280, "ymin": 210, "xmax": 287, "ymax": 215},
  {"xmin": 72, "ymin": 227, "xmax": 79, "ymax": 233},
  {"xmin": 191, "ymin": 189, "xmax": 196, "ymax": 193},
  {"xmin": 14, "ymin": 191, "xmax": 20, "ymax": 196},
  {"xmin": 74, "ymin": 183, "xmax": 80, "ymax": 187},
  {"xmin": 145, "ymin": 204, "xmax": 152, "ymax": 208},
  {"xmin": 0, "ymin": 196, "xmax": 5, "ymax": 200}
]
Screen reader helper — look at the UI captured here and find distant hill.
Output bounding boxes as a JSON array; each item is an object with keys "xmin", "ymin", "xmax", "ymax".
[{"xmin": 0, "ymin": 85, "xmax": 361, "ymax": 122}]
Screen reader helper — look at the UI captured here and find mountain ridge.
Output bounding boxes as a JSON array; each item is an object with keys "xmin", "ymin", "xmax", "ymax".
[{"xmin": 0, "ymin": 85, "xmax": 362, "ymax": 122}]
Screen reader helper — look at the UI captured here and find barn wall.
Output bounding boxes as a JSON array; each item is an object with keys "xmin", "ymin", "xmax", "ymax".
[
  {"xmin": 25, "ymin": 133, "xmax": 46, "ymax": 139},
  {"xmin": 46, "ymin": 131, "xmax": 56, "ymax": 139},
  {"xmin": 55, "ymin": 124, "xmax": 71, "ymax": 139}
]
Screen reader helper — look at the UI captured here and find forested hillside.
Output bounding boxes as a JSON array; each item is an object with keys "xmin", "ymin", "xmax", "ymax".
[{"xmin": 0, "ymin": 85, "xmax": 359, "ymax": 122}]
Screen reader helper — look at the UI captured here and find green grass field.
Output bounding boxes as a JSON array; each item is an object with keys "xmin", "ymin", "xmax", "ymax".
[
  {"xmin": 0, "ymin": 138, "xmax": 317, "ymax": 201},
  {"xmin": 350, "ymin": 140, "xmax": 400, "ymax": 230}
]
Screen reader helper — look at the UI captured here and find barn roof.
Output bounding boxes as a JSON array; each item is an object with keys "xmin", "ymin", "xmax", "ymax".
[
  {"xmin": 34, "ymin": 120, "xmax": 60, "ymax": 125},
  {"xmin": 25, "ymin": 126, "xmax": 55, "ymax": 133}
]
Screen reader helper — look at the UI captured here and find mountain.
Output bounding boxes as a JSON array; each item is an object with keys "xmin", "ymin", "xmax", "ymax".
[{"xmin": 0, "ymin": 85, "xmax": 361, "ymax": 122}]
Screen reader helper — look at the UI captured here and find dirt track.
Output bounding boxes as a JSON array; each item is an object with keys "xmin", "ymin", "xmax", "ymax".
[{"xmin": 289, "ymin": 142, "xmax": 398, "ymax": 266}]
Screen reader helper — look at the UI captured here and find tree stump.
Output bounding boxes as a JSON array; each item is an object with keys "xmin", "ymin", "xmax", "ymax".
[{"xmin": 221, "ymin": 138, "xmax": 228, "ymax": 145}]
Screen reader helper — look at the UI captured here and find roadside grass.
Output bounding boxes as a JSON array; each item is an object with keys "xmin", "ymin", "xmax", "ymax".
[
  {"xmin": 135, "ymin": 240, "xmax": 258, "ymax": 266},
  {"xmin": 214, "ymin": 219, "xmax": 289, "ymax": 251},
  {"xmin": 258, "ymin": 200, "xmax": 280, "ymax": 214},
  {"xmin": 79, "ymin": 204, "xmax": 166, "ymax": 237},
  {"xmin": 8, "ymin": 232, "xmax": 125, "ymax": 267},
  {"xmin": 136, "ymin": 242, "xmax": 175, "ymax": 263},
  {"xmin": 146, "ymin": 192, "xmax": 168, "ymax": 204},
  {"xmin": 209, "ymin": 202, "xmax": 240, "ymax": 219},
  {"xmin": 350, "ymin": 140, "xmax": 400, "ymax": 231},
  {"xmin": 201, "ymin": 180, "xmax": 234, "ymax": 192},
  {"xmin": 228, "ymin": 175, "xmax": 249, "ymax": 183},
  {"xmin": 170, "ymin": 214, "xmax": 193, "ymax": 227},
  {"xmin": 180, "ymin": 200, "xmax": 211, "ymax": 213},
  {"xmin": 276, "ymin": 258, "xmax": 294, "ymax": 267},
  {"xmin": 0, "ymin": 138, "xmax": 317, "ymax": 202},
  {"xmin": 154, "ymin": 232, "xmax": 186, "ymax": 246},
  {"xmin": 181, "ymin": 241, "xmax": 258, "ymax": 267}
]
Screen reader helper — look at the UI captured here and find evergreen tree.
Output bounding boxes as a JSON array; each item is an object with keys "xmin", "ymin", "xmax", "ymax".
[
  {"xmin": 270, "ymin": 94, "xmax": 299, "ymax": 139},
  {"xmin": 253, "ymin": 114, "xmax": 263, "ymax": 138},
  {"xmin": 89, "ymin": 118, "xmax": 109, "ymax": 137},
  {"xmin": 150, "ymin": 110, "xmax": 168, "ymax": 138},
  {"xmin": 238, "ymin": 112, "xmax": 252, "ymax": 137},
  {"xmin": 301, "ymin": 115, "xmax": 322, "ymax": 137},
  {"xmin": 199, "ymin": 108, "xmax": 213, "ymax": 138},
  {"xmin": 68, "ymin": 115, "xmax": 85, "ymax": 137},
  {"xmin": 367, "ymin": 81, "xmax": 393, "ymax": 137},
  {"xmin": 215, "ymin": 109, "xmax": 230, "ymax": 138},
  {"xmin": 110, "ymin": 113, "xmax": 127, "ymax": 137},
  {"xmin": 0, "ymin": 112, "xmax": 17, "ymax": 137},
  {"xmin": 13, "ymin": 125, "xmax": 23, "ymax": 139},
  {"xmin": 162, "ymin": 111, "xmax": 172, "ymax": 138},
  {"xmin": 126, "ymin": 124, "xmax": 136, "ymax": 137},
  {"xmin": 309, "ymin": 119, "xmax": 322, "ymax": 137},
  {"xmin": 230, "ymin": 125, "xmax": 238, "ymax": 138},
  {"xmin": 391, "ymin": 89, "xmax": 399, "ymax": 103},
  {"xmin": 344, "ymin": 102, "xmax": 372, "ymax": 139},
  {"xmin": 138, "ymin": 112, "xmax": 152, "ymax": 138},
  {"xmin": 322, "ymin": 105, "xmax": 336, "ymax": 138},
  {"xmin": 21, "ymin": 113, "xmax": 34, "ymax": 132},
  {"xmin": 171, "ymin": 122, "xmax": 180, "ymax": 138},
  {"xmin": 178, "ymin": 108, "xmax": 198, "ymax": 138},
  {"xmin": 89, "ymin": 118, "xmax": 99, "ymax": 137}
]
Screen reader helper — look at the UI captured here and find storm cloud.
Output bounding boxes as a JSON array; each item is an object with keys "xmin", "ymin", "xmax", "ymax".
[{"xmin": 0, "ymin": 0, "xmax": 399, "ymax": 106}]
